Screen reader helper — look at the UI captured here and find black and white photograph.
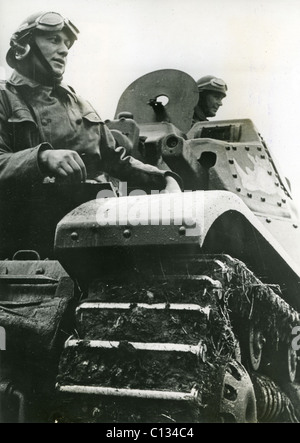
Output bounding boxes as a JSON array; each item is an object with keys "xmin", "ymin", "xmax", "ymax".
[{"xmin": 0, "ymin": 0, "xmax": 300, "ymax": 425}]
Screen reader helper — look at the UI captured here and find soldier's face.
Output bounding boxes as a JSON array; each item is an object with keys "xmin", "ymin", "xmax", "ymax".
[
  {"xmin": 34, "ymin": 30, "xmax": 71, "ymax": 77},
  {"xmin": 204, "ymin": 92, "xmax": 224, "ymax": 117}
]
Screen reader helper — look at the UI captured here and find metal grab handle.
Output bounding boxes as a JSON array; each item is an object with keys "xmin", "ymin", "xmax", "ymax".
[
  {"xmin": 12, "ymin": 250, "xmax": 41, "ymax": 261},
  {"xmin": 57, "ymin": 384, "xmax": 199, "ymax": 402}
]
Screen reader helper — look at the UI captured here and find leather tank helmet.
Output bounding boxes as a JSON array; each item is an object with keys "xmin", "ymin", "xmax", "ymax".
[
  {"xmin": 6, "ymin": 11, "xmax": 79, "ymax": 83},
  {"xmin": 196, "ymin": 75, "xmax": 227, "ymax": 98}
]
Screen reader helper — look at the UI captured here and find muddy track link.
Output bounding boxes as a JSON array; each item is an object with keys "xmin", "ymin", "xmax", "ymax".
[{"xmin": 56, "ymin": 255, "xmax": 300, "ymax": 423}]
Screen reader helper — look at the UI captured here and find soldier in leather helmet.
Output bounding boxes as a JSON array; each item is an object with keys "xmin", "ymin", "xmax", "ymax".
[
  {"xmin": 193, "ymin": 75, "xmax": 227, "ymax": 124},
  {"xmin": 0, "ymin": 11, "xmax": 181, "ymax": 191}
]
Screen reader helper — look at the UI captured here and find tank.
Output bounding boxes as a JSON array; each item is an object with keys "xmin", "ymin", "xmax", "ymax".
[{"xmin": 1, "ymin": 69, "xmax": 300, "ymax": 423}]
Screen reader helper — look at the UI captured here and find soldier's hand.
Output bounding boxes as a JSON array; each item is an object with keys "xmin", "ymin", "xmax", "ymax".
[{"xmin": 39, "ymin": 149, "xmax": 87, "ymax": 183}]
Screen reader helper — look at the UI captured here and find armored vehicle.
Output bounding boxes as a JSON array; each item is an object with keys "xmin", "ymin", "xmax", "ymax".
[{"xmin": 0, "ymin": 70, "xmax": 300, "ymax": 423}]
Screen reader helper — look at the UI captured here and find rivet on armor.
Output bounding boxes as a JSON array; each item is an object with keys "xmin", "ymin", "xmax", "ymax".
[
  {"xmin": 226, "ymin": 146, "xmax": 230, "ymax": 151},
  {"xmin": 232, "ymin": 174, "xmax": 238, "ymax": 179},
  {"xmin": 277, "ymin": 202, "xmax": 282, "ymax": 207},
  {"xmin": 71, "ymin": 232, "xmax": 79, "ymax": 241},
  {"xmin": 178, "ymin": 226, "xmax": 186, "ymax": 236},
  {"xmin": 229, "ymin": 160, "xmax": 234, "ymax": 164},
  {"xmin": 257, "ymin": 147, "xmax": 262, "ymax": 151},
  {"xmin": 236, "ymin": 188, "xmax": 241, "ymax": 192},
  {"xmin": 266, "ymin": 219, "xmax": 272, "ymax": 223},
  {"xmin": 268, "ymin": 171, "xmax": 272, "ymax": 175},
  {"xmin": 232, "ymin": 146, "xmax": 237, "ymax": 151},
  {"xmin": 293, "ymin": 224, "xmax": 298, "ymax": 229},
  {"xmin": 261, "ymin": 197, "xmax": 266, "ymax": 202},
  {"xmin": 123, "ymin": 229, "xmax": 131, "ymax": 239},
  {"xmin": 247, "ymin": 193, "xmax": 252, "ymax": 198},
  {"xmin": 245, "ymin": 146, "xmax": 250, "ymax": 151}
]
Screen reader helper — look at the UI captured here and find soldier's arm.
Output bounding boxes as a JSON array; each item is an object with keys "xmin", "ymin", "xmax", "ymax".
[
  {"xmin": 0, "ymin": 91, "xmax": 86, "ymax": 185},
  {"xmin": 0, "ymin": 90, "xmax": 48, "ymax": 186}
]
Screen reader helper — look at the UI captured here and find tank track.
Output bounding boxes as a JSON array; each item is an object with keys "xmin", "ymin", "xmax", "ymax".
[{"xmin": 55, "ymin": 254, "xmax": 300, "ymax": 423}]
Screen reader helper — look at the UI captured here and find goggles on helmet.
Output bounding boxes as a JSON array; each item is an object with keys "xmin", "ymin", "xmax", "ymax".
[
  {"xmin": 198, "ymin": 78, "xmax": 228, "ymax": 92},
  {"xmin": 16, "ymin": 12, "xmax": 79, "ymax": 41}
]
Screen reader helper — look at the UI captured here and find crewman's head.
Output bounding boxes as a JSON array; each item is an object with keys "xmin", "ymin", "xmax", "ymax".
[
  {"xmin": 6, "ymin": 11, "xmax": 79, "ymax": 85},
  {"xmin": 196, "ymin": 75, "xmax": 227, "ymax": 118}
]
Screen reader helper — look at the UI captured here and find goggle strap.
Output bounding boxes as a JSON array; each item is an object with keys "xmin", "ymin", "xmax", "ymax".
[{"xmin": 30, "ymin": 39, "xmax": 55, "ymax": 77}]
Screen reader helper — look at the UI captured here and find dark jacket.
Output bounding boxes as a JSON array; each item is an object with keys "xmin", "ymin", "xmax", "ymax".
[
  {"xmin": 0, "ymin": 71, "xmax": 180, "ymax": 190},
  {"xmin": 0, "ymin": 71, "xmax": 181, "ymax": 259}
]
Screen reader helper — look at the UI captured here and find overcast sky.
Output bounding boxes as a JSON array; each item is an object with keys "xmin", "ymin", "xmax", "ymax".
[{"xmin": 1, "ymin": 0, "xmax": 300, "ymax": 208}]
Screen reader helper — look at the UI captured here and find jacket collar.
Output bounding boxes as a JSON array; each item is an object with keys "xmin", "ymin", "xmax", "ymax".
[
  {"xmin": 8, "ymin": 70, "xmax": 77, "ymax": 100},
  {"xmin": 193, "ymin": 104, "xmax": 208, "ymax": 122}
]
